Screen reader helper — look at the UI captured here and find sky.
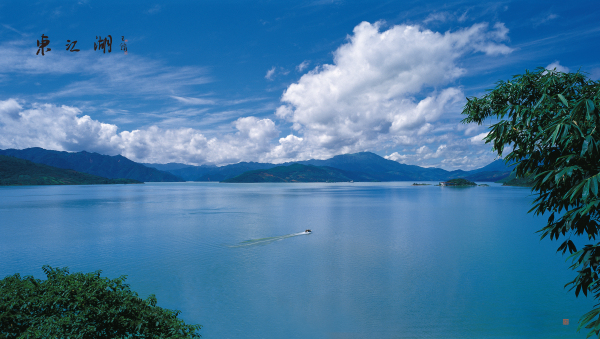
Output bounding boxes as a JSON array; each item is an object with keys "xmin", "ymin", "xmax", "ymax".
[{"xmin": 0, "ymin": 0, "xmax": 599, "ymax": 170}]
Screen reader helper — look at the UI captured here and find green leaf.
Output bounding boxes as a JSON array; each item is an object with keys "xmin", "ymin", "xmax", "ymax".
[
  {"xmin": 568, "ymin": 240, "xmax": 577, "ymax": 253},
  {"xmin": 586, "ymin": 99, "xmax": 596, "ymax": 115},
  {"xmin": 460, "ymin": 69, "xmax": 600, "ymax": 339},
  {"xmin": 587, "ymin": 136, "xmax": 595, "ymax": 156},
  {"xmin": 534, "ymin": 94, "xmax": 546, "ymax": 110},
  {"xmin": 568, "ymin": 181, "xmax": 587, "ymax": 202},
  {"xmin": 591, "ymin": 176, "xmax": 598, "ymax": 197},
  {"xmin": 551, "ymin": 124, "xmax": 562, "ymax": 145},
  {"xmin": 582, "ymin": 139, "xmax": 590, "ymax": 157},
  {"xmin": 578, "ymin": 308, "xmax": 600, "ymax": 331},
  {"xmin": 558, "ymin": 94, "xmax": 569, "ymax": 107}
]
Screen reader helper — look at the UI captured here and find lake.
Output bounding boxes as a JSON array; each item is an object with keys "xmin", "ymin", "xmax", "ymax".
[{"xmin": 0, "ymin": 182, "xmax": 595, "ymax": 338}]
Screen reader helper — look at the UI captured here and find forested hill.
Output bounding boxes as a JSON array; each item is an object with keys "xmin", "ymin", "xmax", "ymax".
[
  {"xmin": 0, "ymin": 148, "xmax": 183, "ymax": 182},
  {"xmin": 157, "ymin": 152, "xmax": 514, "ymax": 182},
  {"xmin": 291, "ymin": 152, "xmax": 514, "ymax": 181},
  {"xmin": 0, "ymin": 155, "xmax": 141, "ymax": 186},
  {"xmin": 221, "ymin": 163, "xmax": 376, "ymax": 183},
  {"xmin": 3, "ymin": 148, "xmax": 514, "ymax": 183}
]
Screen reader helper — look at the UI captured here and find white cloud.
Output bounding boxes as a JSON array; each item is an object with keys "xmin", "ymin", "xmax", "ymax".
[
  {"xmin": 1, "ymin": 24, "xmax": 28, "ymax": 37},
  {"xmin": 146, "ymin": 4, "xmax": 161, "ymax": 14},
  {"xmin": 296, "ymin": 60, "xmax": 310, "ymax": 72},
  {"xmin": 0, "ymin": 20, "xmax": 513, "ymax": 170},
  {"xmin": 546, "ymin": 61, "xmax": 569, "ymax": 73},
  {"xmin": 0, "ymin": 98, "xmax": 22, "ymax": 119},
  {"xmin": 384, "ymin": 137, "xmax": 494, "ymax": 170},
  {"xmin": 423, "ymin": 10, "xmax": 470, "ymax": 24},
  {"xmin": 469, "ymin": 132, "xmax": 488, "ymax": 145},
  {"xmin": 265, "ymin": 67, "xmax": 276, "ymax": 80},
  {"xmin": 424, "ymin": 12, "xmax": 450, "ymax": 24},
  {"xmin": 533, "ymin": 13, "xmax": 558, "ymax": 27},
  {"xmin": 0, "ymin": 40, "xmax": 211, "ymax": 98},
  {"xmin": 0, "ymin": 99, "xmax": 280, "ymax": 166},
  {"xmin": 171, "ymin": 96, "xmax": 216, "ymax": 105},
  {"xmin": 274, "ymin": 21, "xmax": 512, "ymax": 162},
  {"xmin": 384, "ymin": 152, "xmax": 407, "ymax": 162},
  {"xmin": 265, "ymin": 66, "xmax": 289, "ymax": 80}
]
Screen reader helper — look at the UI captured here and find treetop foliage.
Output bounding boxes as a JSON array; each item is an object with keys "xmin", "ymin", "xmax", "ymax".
[
  {"xmin": 0, "ymin": 266, "xmax": 201, "ymax": 338},
  {"xmin": 462, "ymin": 67, "xmax": 600, "ymax": 337}
]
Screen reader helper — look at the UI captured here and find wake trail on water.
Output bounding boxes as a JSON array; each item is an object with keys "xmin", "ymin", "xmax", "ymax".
[{"xmin": 228, "ymin": 232, "xmax": 310, "ymax": 248}]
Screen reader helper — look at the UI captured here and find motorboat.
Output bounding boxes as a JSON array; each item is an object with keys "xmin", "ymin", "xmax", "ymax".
[{"xmin": 305, "ymin": 229, "xmax": 312, "ymax": 234}]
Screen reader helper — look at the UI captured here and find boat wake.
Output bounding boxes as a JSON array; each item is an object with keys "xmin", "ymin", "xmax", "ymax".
[{"xmin": 228, "ymin": 232, "xmax": 310, "ymax": 248}]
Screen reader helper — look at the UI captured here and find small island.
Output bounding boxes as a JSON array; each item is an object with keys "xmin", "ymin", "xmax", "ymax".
[
  {"xmin": 497, "ymin": 172, "xmax": 535, "ymax": 187},
  {"xmin": 439, "ymin": 178, "xmax": 477, "ymax": 187}
]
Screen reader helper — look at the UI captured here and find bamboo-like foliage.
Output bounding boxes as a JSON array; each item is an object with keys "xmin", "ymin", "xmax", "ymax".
[
  {"xmin": 462, "ymin": 67, "xmax": 600, "ymax": 337},
  {"xmin": 0, "ymin": 266, "xmax": 202, "ymax": 338}
]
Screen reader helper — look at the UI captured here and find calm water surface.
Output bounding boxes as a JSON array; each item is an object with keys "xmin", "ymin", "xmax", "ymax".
[{"xmin": 0, "ymin": 182, "xmax": 595, "ymax": 338}]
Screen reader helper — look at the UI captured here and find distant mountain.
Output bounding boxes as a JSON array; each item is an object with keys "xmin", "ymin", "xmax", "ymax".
[
  {"xmin": 0, "ymin": 155, "xmax": 141, "ymax": 186},
  {"xmin": 1, "ymin": 148, "xmax": 512, "ymax": 183},
  {"xmin": 162, "ymin": 162, "xmax": 277, "ymax": 181},
  {"xmin": 461, "ymin": 159, "xmax": 514, "ymax": 182},
  {"xmin": 290, "ymin": 152, "xmax": 513, "ymax": 182},
  {"xmin": 470, "ymin": 159, "xmax": 515, "ymax": 173},
  {"xmin": 463, "ymin": 171, "xmax": 511, "ymax": 182},
  {"xmin": 221, "ymin": 163, "xmax": 375, "ymax": 183},
  {"xmin": 143, "ymin": 162, "xmax": 195, "ymax": 171},
  {"xmin": 497, "ymin": 171, "xmax": 535, "ymax": 187},
  {"xmin": 290, "ymin": 152, "xmax": 457, "ymax": 181},
  {"xmin": 0, "ymin": 148, "xmax": 183, "ymax": 182},
  {"xmin": 155, "ymin": 151, "xmax": 513, "ymax": 182}
]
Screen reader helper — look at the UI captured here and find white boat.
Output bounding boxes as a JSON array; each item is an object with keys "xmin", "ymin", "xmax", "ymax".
[{"xmin": 304, "ymin": 229, "xmax": 312, "ymax": 234}]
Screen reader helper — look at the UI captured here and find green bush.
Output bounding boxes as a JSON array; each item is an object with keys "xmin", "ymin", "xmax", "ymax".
[
  {"xmin": 0, "ymin": 266, "xmax": 201, "ymax": 338},
  {"xmin": 462, "ymin": 68, "xmax": 600, "ymax": 337}
]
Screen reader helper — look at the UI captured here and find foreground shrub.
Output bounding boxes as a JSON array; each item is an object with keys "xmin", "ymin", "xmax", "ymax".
[{"xmin": 0, "ymin": 266, "xmax": 201, "ymax": 338}]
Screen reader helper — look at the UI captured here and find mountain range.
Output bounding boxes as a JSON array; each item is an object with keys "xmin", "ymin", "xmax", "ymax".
[
  {"xmin": 221, "ymin": 163, "xmax": 377, "ymax": 183},
  {"xmin": 0, "ymin": 148, "xmax": 515, "ymax": 183},
  {"xmin": 0, "ymin": 155, "xmax": 141, "ymax": 186},
  {"xmin": 0, "ymin": 148, "xmax": 183, "ymax": 182},
  {"xmin": 148, "ymin": 152, "xmax": 514, "ymax": 182}
]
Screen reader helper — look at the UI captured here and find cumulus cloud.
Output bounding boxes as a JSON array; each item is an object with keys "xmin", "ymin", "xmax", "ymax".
[
  {"xmin": 546, "ymin": 61, "xmax": 569, "ymax": 73},
  {"xmin": 384, "ymin": 152, "xmax": 407, "ymax": 162},
  {"xmin": 384, "ymin": 137, "xmax": 493, "ymax": 170},
  {"xmin": 275, "ymin": 21, "xmax": 512, "ymax": 162},
  {"xmin": 469, "ymin": 132, "xmax": 488, "ymax": 145},
  {"xmin": 0, "ymin": 98, "xmax": 22, "ymax": 119},
  {"xmin": 0, "ymin": 99, "xmax": 280, "ymax": 165},
  {"xmin": 0, "ymin": 20, "xmax": 513, "ymax": 170}
]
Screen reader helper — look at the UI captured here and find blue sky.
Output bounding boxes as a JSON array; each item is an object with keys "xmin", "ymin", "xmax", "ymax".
[{"xmin": 0, "ymin": 0, "xmax": 599, "ymax": 169}]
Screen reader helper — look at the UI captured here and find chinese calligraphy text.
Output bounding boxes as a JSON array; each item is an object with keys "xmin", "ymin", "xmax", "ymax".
[
  {"xmin": 94, "ymin": 35, "xmax": 113, "ymax": 53},
  {"xmin": 36, "ymin": 34, "xmax": 51, "ymax": 55},
  {"xmin": 65, "ymin": 40, "xmax": 80, "ymax": 52},
  {"xmin": 36, "ymin": 34, "xmax": 126, "ymax": 55}
]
